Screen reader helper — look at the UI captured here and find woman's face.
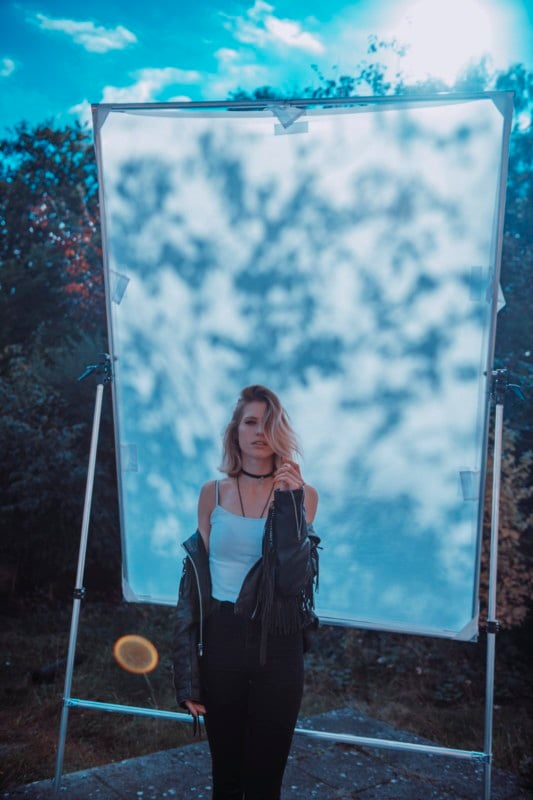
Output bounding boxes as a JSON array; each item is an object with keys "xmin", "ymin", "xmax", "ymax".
[{"xmin": 237, "ymin": 401, "xmax": 275, "ymax": 461}]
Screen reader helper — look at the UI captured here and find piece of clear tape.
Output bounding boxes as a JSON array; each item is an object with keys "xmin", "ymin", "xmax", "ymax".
[
  {"xmin": 497, "ymin": 284, "xmax": 506, "ymax": 312},
  {"xmin": 110, "ymin": 270, "xmax": 130, "ymax": 305},
  {"xmin": 121, "ymin": 444, "xmax": 138, "ymax": 472},
  {"xmin": 468, "ymin": 267, "xmax": 505, "ymax": 312},
  {"xmin": 267, "ymin": 104, "xmax": 306, "ymax": 130},
  {"xmin": 459, "ymin": 470, "xmax": 480, "ymax": 501}
]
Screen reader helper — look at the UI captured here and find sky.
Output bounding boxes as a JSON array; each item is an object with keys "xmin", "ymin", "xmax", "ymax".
[{"xmin": 0, "ymin": 0, "xmax": 531, "ymax": 132}]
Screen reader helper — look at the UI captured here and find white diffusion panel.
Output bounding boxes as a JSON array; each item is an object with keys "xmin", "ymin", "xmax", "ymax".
[{"xmin": 93, "ymin": 96, "xmax": 511, "ymax": 637}]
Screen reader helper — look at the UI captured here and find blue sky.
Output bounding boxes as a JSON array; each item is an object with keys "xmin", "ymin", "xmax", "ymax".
[{"xmin": 0, "ymin": 0, "xmax": 531, "ymax": 132}]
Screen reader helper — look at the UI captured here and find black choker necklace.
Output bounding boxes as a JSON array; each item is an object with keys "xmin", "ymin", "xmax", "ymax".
[{"xmin": 241, "ymin": 468, "xmax": 275, "ymax": 479}]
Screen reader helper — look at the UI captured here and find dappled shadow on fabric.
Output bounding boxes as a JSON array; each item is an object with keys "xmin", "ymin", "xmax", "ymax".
[{"xmin": 97, "ymin": 100, "xmax": 504, "ymax": 634}]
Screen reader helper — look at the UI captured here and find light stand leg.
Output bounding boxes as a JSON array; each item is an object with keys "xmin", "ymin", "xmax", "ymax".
[
  {"xmin": 483, "ymin": 389, "xmax": 505, "ymax": 800},
  {"xmin": 54, "ymin": 360, "xmax": 109, "ymax": 792}
]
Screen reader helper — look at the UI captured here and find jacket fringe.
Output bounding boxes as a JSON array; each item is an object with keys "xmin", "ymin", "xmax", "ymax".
[{"xmin": 258, "ymin": 494, "xmax": 318, "ymax": 664}]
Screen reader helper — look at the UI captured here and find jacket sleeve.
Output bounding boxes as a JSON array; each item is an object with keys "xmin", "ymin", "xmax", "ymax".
[
  {"xmin": 273, "ymin": 488, "xmax": 319, "ymax": 597},
  {"xmin": 257, "ymin": 489, "xmax": 321, "ymax": 658},
  {"xmin": 172, "ymin": 556, "xmax": 204, "ymax": 709}
]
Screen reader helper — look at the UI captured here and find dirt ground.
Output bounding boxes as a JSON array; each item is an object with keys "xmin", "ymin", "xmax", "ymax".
[{"xmin": 1, "ymin": 597, "xmax": 531, "ymax": 792}]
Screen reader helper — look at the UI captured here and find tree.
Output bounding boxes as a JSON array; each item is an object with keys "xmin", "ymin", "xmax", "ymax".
[
  {"xmin": 492, "ymin": 66, "xmax": 533, "ymax": 442},
  {"xmin": 481, "ymin": 429, "xmax": 532, "ymax": 628},
  {"xmin": 0, "ymin": 122, "xmax": 116, "ymax": 597},
  {"xmin": 0, "ymin": 338, "xmax": 120, "ymax": 595},
  {"xmin": 0, "ymin": 121, "xmax": 104, "ymax": 348}
]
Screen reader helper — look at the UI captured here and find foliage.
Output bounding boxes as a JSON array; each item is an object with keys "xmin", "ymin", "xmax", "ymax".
[
  {"xmin": 0, "ymin": 122, "xmax": 118, "ymax": 596},
  {"xmin": 493, "ymin": 65, "xmax": 533, "ymax": 439},
  {"xmin": 0, "ymin": 121, "xmax": 104, "ymax": 347},
  {"xmin": 481, "ymin": 429, "xmax": 533, "ymax": 628},
  {"xmin": 0, "ymin": 338, "xmax": 120, "ymax": 595}
]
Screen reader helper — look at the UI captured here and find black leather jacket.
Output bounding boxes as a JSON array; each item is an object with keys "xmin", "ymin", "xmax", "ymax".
[{"xmin": 172, "ymin": 487, "xmax": 320, "ymax": 709}]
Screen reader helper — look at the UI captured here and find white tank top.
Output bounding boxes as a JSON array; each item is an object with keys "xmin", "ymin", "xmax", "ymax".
[{"xmin": 209, "ymin": 481, "xmax": 264, "ymax": 602}]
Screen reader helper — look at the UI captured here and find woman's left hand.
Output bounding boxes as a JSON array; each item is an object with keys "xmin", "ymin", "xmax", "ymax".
[{"xmin": 273, "ymin": 460, "xmax": 305, "ymax": 491}]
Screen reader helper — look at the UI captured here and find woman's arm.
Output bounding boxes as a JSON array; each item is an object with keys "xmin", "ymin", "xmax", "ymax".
[
  {"xmin": 174, "ymin": 482, "xmax": 215, "ymax": 717},
  {"xmin": 173, "ymin": 557, "xmax": 204, "ymax": 711},
  {"xmin": 197, "ymin": 480, "xmax": 216, "ymax": 552},
  {"xmin": 304, "ymin": 484, "xmax": 318, "ymax": 524}
]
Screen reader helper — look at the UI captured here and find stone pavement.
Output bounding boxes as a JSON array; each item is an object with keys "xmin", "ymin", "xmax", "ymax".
[{"xmin": 2, "ymin": 708, "xmax": 531, "ymax": 800}]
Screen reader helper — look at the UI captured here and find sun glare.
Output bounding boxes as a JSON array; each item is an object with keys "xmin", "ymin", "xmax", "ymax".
[{"xmin": 393, "ymin": 0, "xmax": 495, "ymax": 84}]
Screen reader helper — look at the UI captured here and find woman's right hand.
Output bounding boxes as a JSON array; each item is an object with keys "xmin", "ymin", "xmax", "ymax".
[
  {"xmin": 185, "ymin": 700, "xmax": 206, "ymax": 718},
  {"xmin": 274, "ymin": 459, "xmax": 305, "ymax": 492}
]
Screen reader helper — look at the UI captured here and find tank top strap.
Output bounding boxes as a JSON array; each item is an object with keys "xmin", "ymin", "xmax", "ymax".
[{"xmin": 215, "ymin": 479, "xmax": 219, "ymax": 506}]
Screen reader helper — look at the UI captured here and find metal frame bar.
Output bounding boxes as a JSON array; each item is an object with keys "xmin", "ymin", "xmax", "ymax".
[
  {"xmin": 54, "ymin": 372, "xmax": 107, "ymax": 790},
  {"xmin": 92, "ymin": 90, "xmax": 508, "ymax": 114},
  {"xmin": 63, "ymin": 696, "xmax": 488, "ymax": 761},
  {"xmin": 483, "ymin": 391, "xmax": 505, "ymax": 798},
  {"xmin": 91, "ymin": 104, "xmax": 132, "ymax": 593}
]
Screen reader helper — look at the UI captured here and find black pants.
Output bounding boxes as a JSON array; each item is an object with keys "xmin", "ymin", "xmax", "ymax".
[{"xmin": 200, "ymin": 601, "xmax": 304, "ymax": 800}]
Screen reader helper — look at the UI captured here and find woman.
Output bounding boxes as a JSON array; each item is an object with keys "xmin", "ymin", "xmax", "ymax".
[{"xmin": 173, "ymin": 384, "xmax": 320, "ymax": 800}]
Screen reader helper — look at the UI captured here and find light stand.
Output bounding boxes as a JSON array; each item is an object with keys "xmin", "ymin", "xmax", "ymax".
[
  {"xmin": 51, "ymin": 358, "xmax": 520, "ymax": 798},
  {"xmin": 54, "ymin": 354, "xmax": 112, "ymax": 791},
  {"xmin": 482, "ymin": 368, "xmax": 523, "ymax": 799}
]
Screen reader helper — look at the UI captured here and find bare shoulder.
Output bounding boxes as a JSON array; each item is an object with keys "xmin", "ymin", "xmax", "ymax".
[
  {"xmin": 304, "ymin": 483, "xmax": 319, "ymax": 524},
  {"xmin": 198, "ymin": 480, "xmax": 217, "ymax": 510},
  {"xmin": 197, "ymin": 481, "xmax": 217, "ymax": 547}
]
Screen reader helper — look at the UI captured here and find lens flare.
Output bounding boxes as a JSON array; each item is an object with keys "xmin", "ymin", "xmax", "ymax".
[{"xmin": 113, "ymin": 634, "xmax": 159, "ymax": 674}]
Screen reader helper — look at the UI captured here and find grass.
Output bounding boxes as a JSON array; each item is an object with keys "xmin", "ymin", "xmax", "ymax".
[{"xmin": 1, "ymin": 596, "xmax": 532, "ymax": 791}]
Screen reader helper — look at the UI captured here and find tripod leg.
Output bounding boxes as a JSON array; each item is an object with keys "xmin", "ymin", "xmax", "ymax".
[
  {"xmin": 54, "ymin": 382, "xmax": 105, "ymax": 791},
  {"xmin": 483, "ymin": 400, "xmax": 503, "ymax": 800}
]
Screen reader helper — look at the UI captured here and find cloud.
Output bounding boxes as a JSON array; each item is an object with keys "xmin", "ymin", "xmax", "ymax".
[
  {"xmin": 215, "ymin": 48, "xmax": 240, "ymax": 63},
  {"xmin": 69, "ymin": 66, "xmax": 201, "ymax": 124},
  {"xmin": 167, "ymin": 94, "xmax": 194, "ymax": 103},
  {"xmin": 33, "ymin": 13, "xmax": 137, "ymax": 53},
  {"xmin": 1, "ymin": 57, "xmax": 16, "ymax": 77},
  {"xmin": 264, "ymin": 16, "xmax": 325, "ymax": 53},
  {"xmin": 207, "ymin": 49, "xmax": 268, "ymax": 97},
  {"xmin": 248, "ymin": 0, "xmax": 275, "ymax": 19},
  {"xmin": 69, "ymin": 99, "xmax": 92, "ymax": 127},
  {"xmin": 223, "ymin": 1, "xmax": 325, "ymax": 55},
  {"xmin": 101, "ymin": 67, "xmax": 201, "ymax": 103}
]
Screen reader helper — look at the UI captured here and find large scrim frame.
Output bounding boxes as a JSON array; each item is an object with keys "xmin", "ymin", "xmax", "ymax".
[
  {"xmin": 96, "ymin": 94, "xmax": 510, "ymax": 638},
  {"xmin": 54, "ymin": 94, "xmax": 513, "ymax": 798}
]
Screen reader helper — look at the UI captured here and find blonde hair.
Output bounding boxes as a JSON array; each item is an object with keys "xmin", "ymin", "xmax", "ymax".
[{"xmin": 220, "ymin": 385, "xmax": 301, "ymax": 476}]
